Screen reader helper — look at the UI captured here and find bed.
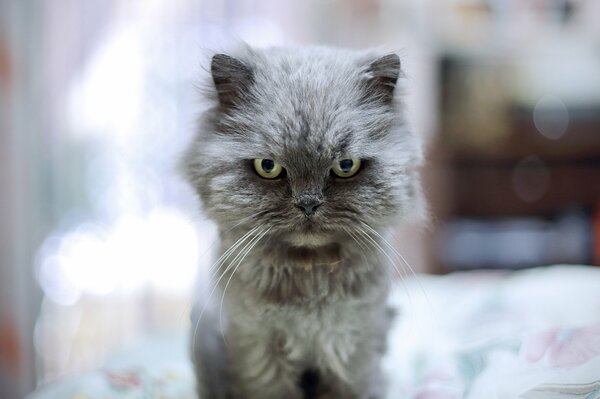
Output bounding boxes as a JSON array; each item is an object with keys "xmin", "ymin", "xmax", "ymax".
[{"xmin": 27, "ymin": 265, "xmax": 600, "ymax": 399}]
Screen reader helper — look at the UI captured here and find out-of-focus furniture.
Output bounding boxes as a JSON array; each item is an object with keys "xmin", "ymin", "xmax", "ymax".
[{"xmin": 429, "ymin": 50, "xmax": 600, "ymax": 273}]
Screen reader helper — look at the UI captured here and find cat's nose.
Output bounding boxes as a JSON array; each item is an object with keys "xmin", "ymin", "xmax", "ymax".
[{"xmin": 294, "ymin": 195, "xmax": 323, "ymax": 216}]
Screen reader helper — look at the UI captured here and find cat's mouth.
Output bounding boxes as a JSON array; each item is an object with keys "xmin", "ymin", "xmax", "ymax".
[{"xmin": 281, "ymin": 216, "xmax": 341, "ymax": 247}]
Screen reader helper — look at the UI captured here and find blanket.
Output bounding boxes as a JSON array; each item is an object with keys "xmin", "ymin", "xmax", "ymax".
[{"xmin": 28, "ymin": 265, "xmax": 600, "ymax": 399}]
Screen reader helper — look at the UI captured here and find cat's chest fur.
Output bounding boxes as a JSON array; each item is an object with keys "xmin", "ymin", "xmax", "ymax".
[
  {"xmin": 223, "ymin": 247, "xmax": 391, "ymax": 380},
  {"xmin": 221, "ymin": 238, "xmax": 390, "ymax": 354},
  {"xmin": 220, "ymin": 237, "xmax": 387, "ymax": 307}
]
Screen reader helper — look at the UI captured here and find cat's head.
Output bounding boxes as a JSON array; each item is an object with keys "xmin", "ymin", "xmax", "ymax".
[{"xmin": 184, "ymin": 46, "xmax": 423, "ymax": 247}]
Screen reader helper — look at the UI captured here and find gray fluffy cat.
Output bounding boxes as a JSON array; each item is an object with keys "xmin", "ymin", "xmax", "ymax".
[{"xmin": 184, "ymin": 45, "xmax": 423, "ymax": 399}]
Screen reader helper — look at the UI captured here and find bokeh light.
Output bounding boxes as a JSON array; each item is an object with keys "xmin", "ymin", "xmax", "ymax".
[
  {"xmin": 36, "ymin": 208, "xmax": 214, "ymax": 300},
  {"xmin": 533, "ymin": 95, "xmax": 569, "ymax": 140}
]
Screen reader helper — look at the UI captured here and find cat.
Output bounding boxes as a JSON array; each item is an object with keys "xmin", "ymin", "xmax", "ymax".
[{"xmin": 183, "ymin": 44, "xmax": 423, "ymax": 399}]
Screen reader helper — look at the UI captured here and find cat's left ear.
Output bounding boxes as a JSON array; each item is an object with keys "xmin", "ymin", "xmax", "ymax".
[
  {"xmin": 363, "ymin": 53, "xmax": 401, "ymax": 104},
  {"xmin": 211, "ymin": 54, "xmax": 254, "ymax": 108}
]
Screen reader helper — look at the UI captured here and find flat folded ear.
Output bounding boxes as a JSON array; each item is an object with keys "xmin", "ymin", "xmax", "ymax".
[
  {"xmin": 211, "ymin": 54, "xmax": 254, "ymax": 108},
  {"xmin": 364, "ymin": 53, "xmax": 401, "ymax": 104}
]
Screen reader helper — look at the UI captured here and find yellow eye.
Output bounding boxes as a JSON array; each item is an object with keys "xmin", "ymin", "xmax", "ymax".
[
  {"xmin": 331, "ymin": 158, "xmax": 361, "ymax": 178},
  {"xmin": 253, "ymin": 158, "xmax": 284, "ymax": 179}
]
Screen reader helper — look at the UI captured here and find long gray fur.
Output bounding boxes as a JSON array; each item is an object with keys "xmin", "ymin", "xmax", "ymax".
[{"xmin": 183, "ymin": 44, "xmax": 423, "ymax": 399}]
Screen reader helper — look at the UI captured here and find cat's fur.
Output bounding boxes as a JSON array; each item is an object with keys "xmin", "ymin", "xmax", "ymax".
[{"xmin": 184, "ymin": 45, "xmax": 423, "ymax": 399}]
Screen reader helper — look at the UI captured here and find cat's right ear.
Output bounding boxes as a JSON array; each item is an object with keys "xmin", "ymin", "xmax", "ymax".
[
  {"xmin": 211, "ymin": 54, "xmax": 254, "ymax": 108},
  {"xmin": 362, "ymin": 53, "xmax": 401, "ymax": 104}
]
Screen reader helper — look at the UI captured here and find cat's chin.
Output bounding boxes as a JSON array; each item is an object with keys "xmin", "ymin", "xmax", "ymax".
[{"xmin": 283, "ymin": 231, "xmax": 332, "ymax": 248}]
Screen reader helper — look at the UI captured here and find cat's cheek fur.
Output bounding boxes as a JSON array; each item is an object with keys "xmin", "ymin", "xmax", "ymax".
[{"xmin": 184, "ymin": 44, "xmax": 423, "ymax": 399}]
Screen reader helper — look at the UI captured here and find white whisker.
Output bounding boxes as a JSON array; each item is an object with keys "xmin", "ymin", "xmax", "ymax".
[
  {"xmin": 191, "ymin": 225, "xmax": 266, "ymax": 354},
  {"xmin": 180, "ymin": 211, "xmax": 267, "ymax": 320},
  {"xmin": 356, "ymin": 226, "xmax": 407, "ymax": 283},
  {"xmin": 208, "ymin": 225, "xmax": 263, "ymax": 277},
  {"xmin": 359, "ymin": 223, "xmax": 417, "ymax": 278},
  {"xmin": 344, "ymin": 227, "xmax": 393, "ymax": 281},
  {"xmin": 355, "ymin": 226, "xmax": 414, "ymax": 313},
  {"xmin": 360, "ymin": 221, "xmax": 438, "ymax": 326},
  {"xmin": 219, "ymin": 226, "xmax": 272, "ymax": 345}
]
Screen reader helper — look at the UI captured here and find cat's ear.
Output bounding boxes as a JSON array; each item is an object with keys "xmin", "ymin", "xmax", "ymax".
[
  {"xmin": 211, "ymin": 54, "xmax": 254, "ymax": 108},
  {"xmin": 363, "ymin": 53, "xmax": 401, "ymax": 104}
]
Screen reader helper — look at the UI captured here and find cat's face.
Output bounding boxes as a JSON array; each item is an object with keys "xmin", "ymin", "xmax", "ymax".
[{"xmin": 185, "ymin": 46, "xmax": 422, "ymax": 247}]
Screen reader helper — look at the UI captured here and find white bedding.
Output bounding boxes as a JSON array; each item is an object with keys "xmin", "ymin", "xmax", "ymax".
[{"xmin": 28, "ymin": 265, "xmax": 600, "ymax": 398}]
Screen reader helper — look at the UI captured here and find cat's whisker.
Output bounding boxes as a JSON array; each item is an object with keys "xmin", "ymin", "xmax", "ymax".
[
  {"xmin": 344, "ymin": 227, "xmax": 369, "ymax": 254},
  {"xmin": 210, "ymin": 226, "xmax": 269, "ymax": 288},
  {"xmin": 344, "ymin": 227, "xmax": 393, "ymax": 281},
  {"xmin": 359, "ymin": 223, "xmax": 416, "ymax": 278},
  {"xmin": 180, "ymin": 211, "xmax": 268, "ymax": 320},
  {"xmin": 359, "ymin": 224, "xmax": 431, "ymax": 291},
  {"xmin": 360, "ymin": 222, "xmax": 438, "ymax": 326},
  {"xmin": 208, "ymin": 224, "xmax": 263, "ymax": 277},
  {"xmin": 211, "ymin": 226, "xmax": 267, "ymax": 291},
  {"xmin": 355, "ymin": 226, "xmax": 415, "ymax": 312},
  {"xmin": 191, "ymin": 225, "xmax": 266, "ymax": 354},
  {"xmin": 219, "ymin": 226, "xmax": 272, "ymax": 346},
  {"xmin": 355, "ymin": 226, "xmax": 407, "ymax": 283}
]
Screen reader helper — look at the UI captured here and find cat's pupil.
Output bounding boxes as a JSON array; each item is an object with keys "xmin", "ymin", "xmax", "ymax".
[
  {"xmin": 339, "ymin": 159, "xmax": 353, "ymax": 172},
  {"xmin": 261, "ymin": 159, "xmax": 275, "ymax": 173}
]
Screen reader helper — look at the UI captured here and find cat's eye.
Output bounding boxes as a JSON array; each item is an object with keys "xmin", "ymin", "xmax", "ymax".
[
  {"xmin": 331, "ymin": 158, "xmax": 362, "ymax": 178},
  {"xmin": 253, "ymin": 158, "xmax": 284, "ymax": 179}
]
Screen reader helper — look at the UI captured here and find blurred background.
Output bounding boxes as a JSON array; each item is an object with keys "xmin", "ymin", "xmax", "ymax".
[{"xmin": 1, "ymin": 0, "xmax": 599, "ymax": 397}]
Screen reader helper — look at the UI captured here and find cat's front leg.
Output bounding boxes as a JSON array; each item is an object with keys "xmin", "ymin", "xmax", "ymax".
[
  {"xmin": 317, "ymin": 351, "xmax": 385, "ymax": 399},
  {"xmin": 316, "ymin": 308, "xmax": 391, "ymax": 399},
  {"xmin": 317, "ymin": 354, "xmax": 384, "ymax": 399},
  {"xmin": 228, "ymin": 329, "xmax": 304, "ymax": 399}
]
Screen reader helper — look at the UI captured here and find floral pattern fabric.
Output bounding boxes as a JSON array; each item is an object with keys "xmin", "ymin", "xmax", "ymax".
[{"xmin": 383, "ymin": 265, "xmax": 600, "ymax": 399}]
